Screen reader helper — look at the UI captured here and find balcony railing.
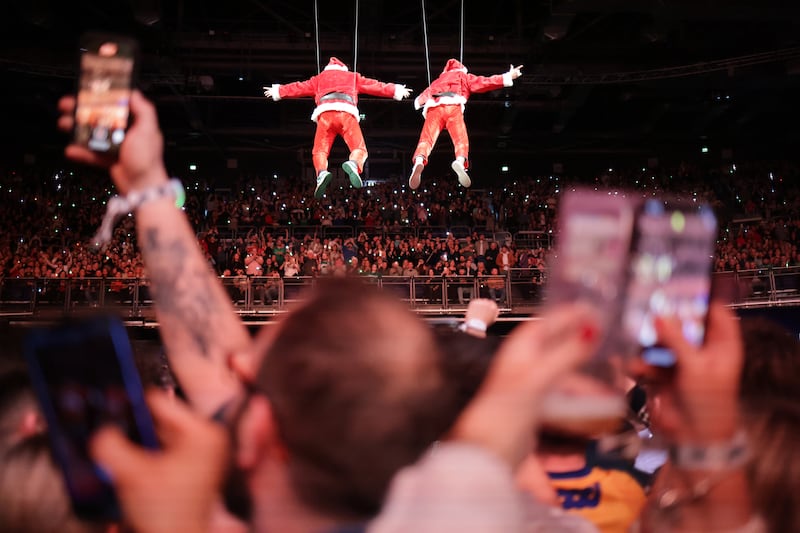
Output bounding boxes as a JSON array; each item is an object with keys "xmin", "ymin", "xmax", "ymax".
[{"xmin": 1, "ymin": 267, "xmax": 797, "ymax": 317}]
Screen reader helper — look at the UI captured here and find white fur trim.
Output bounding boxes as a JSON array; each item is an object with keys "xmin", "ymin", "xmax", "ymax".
[
  {"xmin": 393, "ymin": 84, "xmax": 406, "ymax": 101},
  {"xmin": 420, "ymin": 95, "xmax": 467, "ymax": 118},
  {"xmin": 271, "ymin": 83, "xmax": 282, "ymax": 101},
  {"xmin": 324, "ymin": 64, "xmax": 348, "ymax": 71},
  {"xmin": 502, "ymin": 72, "xmax": 513, "ymax": 87},
  {"xmin": 310, "ymin": 102, "xmax": 360, "ymax": 122},
  {"xmin": 414, "ymin": 95, "xmax": 424, "ymax": 110}
]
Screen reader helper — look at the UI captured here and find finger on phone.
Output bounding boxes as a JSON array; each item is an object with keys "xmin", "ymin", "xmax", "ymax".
[
  {"xmin": 64, "ymin": 145, "xmax": 112, "ymax": 168},
  {"xmin": 58, "ymin": 96, "xmax": 76, "ymax": 114},
  {"xmin": 145, "ymin": 391, "xmax": 196, "ymax": 445},
  {"xmin": 703, "ymin": 302, "xmax": 741, "ymax": 353},
  {"xmin": 91, "ymin": 425, "xmax": 150, "ymax": 483},
  {"xmin": 57, "ymin": 115, "xmax": 75, "ymax": 133},
  {"xmin": 129, "ymin": 90, "xmax": 157, "ymax": 125},
  {"xmin": 654, "ymin": 315, "xmax": 692, "ymax": 364}
]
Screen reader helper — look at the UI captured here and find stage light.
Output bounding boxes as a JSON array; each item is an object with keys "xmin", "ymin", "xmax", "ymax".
[
  {"xmin": 701, "ymin": 147, "xmax": 709, "ymax": 154},
  {"xmin": 189, "ymin": 164, "xmax": 197, "ymax": 171},
  {"xmin": 501, "ymin": 166, "xmax": 509, "ymax": 172}
]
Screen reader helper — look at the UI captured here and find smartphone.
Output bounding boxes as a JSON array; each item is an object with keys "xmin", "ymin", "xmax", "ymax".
[
  {"xmin": 73, "ymin": 33, "xmax": 138, "ymax": 154},
  {"xmin": 546, "ymin": 188, "xmax": 636, "ymax": 360},
  {"xmin": 621, "ymin": 199, "xmax": 718, "ymax": 366},
  {"xmin": 24, "ymin": 315, "xmax": 158, "ymax": 521}
]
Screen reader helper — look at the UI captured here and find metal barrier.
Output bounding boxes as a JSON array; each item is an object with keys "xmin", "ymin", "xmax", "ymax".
[{"xmin": 2, "ymin": 268, "xmax": 798, "ymax": 316}]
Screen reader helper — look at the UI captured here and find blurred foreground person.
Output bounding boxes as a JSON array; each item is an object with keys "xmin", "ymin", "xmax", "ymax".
[
  {"xmin": 739, "ymin": 318, "xmax": 800, "ymax": 532},
  {"xmin": 0, "ymin": 366, "xmax": 111, "ymax": 533}
]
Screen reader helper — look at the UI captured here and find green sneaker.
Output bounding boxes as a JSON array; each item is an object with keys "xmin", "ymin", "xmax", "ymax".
[
  {"xmin": 314, "ymin": 170, "xmax": 332, "ymax": 199},
  {"xmin": 342, "ymin": 160, "xmax": 363, "ymax": 188}
]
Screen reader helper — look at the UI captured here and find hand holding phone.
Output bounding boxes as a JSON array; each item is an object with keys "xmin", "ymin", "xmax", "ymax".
[
  {"xmin": 73, "ymin": 33, "xmax": 138, "ymax": 155},
  {"xmin": 24, "ymin": 315, "xmax": 157, "ymax": 521},
  {"xmin": 620, "ymin": 199, "xmax": 718, "ymax": 367}
]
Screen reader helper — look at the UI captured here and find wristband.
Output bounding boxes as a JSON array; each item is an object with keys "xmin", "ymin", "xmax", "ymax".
[
  {"xmin": 669, "ymin": 429, "xmax": 749, "ymax": 471},
  {"xmin": 93, "ymin": 179, "xmax": 185, "ymax": 247},
  {"xmin": 459, "ymin": 318, "xmax": 488, "ymax": 334}
]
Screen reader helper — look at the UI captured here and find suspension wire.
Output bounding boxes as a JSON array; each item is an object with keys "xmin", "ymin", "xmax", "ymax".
[
  {"xmin": 459, "ymin": 0, "xmax": 465, "ymax": 63},
  {"xmin": 313, "ymin": 0, "xmax": 321, "ymax": 73},
  {"xmin": 421, "ymin": 0, "xmax": 431, "ymax": 85},
  {"xmin": 352, "ymin": 0, "xmax": 360, "ymax": 72}
]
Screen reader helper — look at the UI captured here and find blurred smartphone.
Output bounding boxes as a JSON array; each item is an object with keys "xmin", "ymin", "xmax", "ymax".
[
  {"xmin": 24, "ymin": 315, "xmax": 158, "ymax": 521},
  {"xmin": 621, "ymin": 199, "xmax": 718, "ymax": 367},
  {"xmin": 73, "ymin": 33, "xmax": 138, "ymax": 154},
  {"xmin": 547, "ymin": 189, "xmax": 635, "ymax": 359}
]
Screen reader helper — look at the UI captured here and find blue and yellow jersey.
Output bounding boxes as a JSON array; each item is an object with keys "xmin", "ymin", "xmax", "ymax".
[{"xmin": 548, "ymin": 461, "xmax": 647, "ymax": 533}]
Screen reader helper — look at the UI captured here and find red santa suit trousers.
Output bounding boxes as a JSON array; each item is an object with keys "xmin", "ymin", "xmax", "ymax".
[
  {"xmin": 312, "ymin": 110, "xmax": 367, "ymax": 175},
  {"xmin": 413, "ymin": 104, "xmax": 469, "ymax": 165}
]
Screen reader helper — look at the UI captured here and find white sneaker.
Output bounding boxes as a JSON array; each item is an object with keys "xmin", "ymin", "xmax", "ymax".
[
  {"xmin": 342, "ymin": 160, "xmax": 363, "ymax": 188},
  {"xmin": 451, "ymin": 159, "xmax": 471, "ymax": 188},
  {"xmin": 314, "ymin": 170, "xmax": 332, "ymax": 199},
  {"xmin": 409, "ymin": 162, "xmax": 424, "ymax": 190}
]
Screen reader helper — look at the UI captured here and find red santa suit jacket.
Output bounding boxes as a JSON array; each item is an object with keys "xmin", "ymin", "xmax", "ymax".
[
  {"xmin": 267, "ymin": 57, "xmax": 406, "ymax": 123},
  {"xmin": 414, "ymin": 59, "xmax": 514, "ymax": 118}
]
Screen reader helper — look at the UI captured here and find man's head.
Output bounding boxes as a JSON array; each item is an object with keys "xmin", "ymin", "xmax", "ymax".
[{"xmin": 245, "ymin": 280, "xmax": 451, "ymax": 519}]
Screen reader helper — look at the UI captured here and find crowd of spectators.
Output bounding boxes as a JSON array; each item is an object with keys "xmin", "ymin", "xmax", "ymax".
[{"xmin": 1, "ymin": 158, "xmax": 800, "ymax": 288}]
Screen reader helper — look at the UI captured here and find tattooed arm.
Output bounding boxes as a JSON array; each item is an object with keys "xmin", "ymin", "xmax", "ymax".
[{"xmin": 59, "ymin": 92, "xmax": 249, "ymax": 416}]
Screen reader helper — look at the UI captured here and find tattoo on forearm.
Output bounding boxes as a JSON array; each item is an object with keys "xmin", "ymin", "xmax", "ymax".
[{"xmin": 143, "ymin": 227, "xmax": 221, "ymax": 359}]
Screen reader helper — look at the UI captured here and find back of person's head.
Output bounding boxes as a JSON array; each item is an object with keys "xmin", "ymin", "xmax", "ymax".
[
  {"xmin": 0, "ymin": 365, "xmax": 39, "ymax": 452},
  {"xmin": 740, "ymin": 317, "xmax": 800, "ymax": 403},
  {"xmin": 0, "ymin": 434, "xmax": 107, "ymax": 533},
  {"xmin": 745, "ymin": 400, "xmax": 800, "ymax": 533},
  {"xmin": 256, "ymin": 279, "xmax": 447, "ymax": 516},
  {"xmin": 739, "ymin": 318, "xmax": 800, "ymax": 532},
  {"xmin": 432, "ymin": 326, "xmax": 499, "ymax": 415}
]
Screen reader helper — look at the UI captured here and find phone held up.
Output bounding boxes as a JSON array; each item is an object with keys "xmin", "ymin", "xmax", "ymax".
[
  {"xmin": 541, "ymin": 189, "xmax": 717, "ymax": 436},
  {"xmin": 550, "ymin": 189, "xmax": 718, "ymax": 369},
  {"xmin": 620, "ymin": 198, "xmax": 718, "ymax": 367},
  {"xmin": 24, "ymin": 315, "xmax": 158, "ymax": 521},
  {"xmin": 73, "ymin": 33, "xmax": 138, "ymax": 155}
]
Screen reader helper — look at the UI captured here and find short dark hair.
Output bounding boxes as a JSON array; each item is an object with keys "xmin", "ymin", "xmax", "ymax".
[{"xmin": 257, "ymin": 280, "xmax": 448, "ymax": 517}]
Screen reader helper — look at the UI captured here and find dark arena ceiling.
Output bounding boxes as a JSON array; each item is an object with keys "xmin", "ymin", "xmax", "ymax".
[{"xmin": 3, "ymin": 0, "xmax": 800, "ymax": 179}]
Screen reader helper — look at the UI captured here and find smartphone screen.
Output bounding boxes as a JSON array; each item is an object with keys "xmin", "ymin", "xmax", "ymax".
[
  {"xmin": 74, "ymin": 34, "xmax": 137, "ymax": 154},
  {"xmin": 24, "ymin": 316, "xmax": 157, "ymax": 520},
  {"xmin": 547, "ymin": 189, "xmax": 635, "ymax": 359},
  {"xmin": 621, "ymin": 199, "xmax": 718, "ymax": 366}
]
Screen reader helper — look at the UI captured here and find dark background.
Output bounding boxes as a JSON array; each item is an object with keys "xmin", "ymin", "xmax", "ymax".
[{"xmin": 3, "ymin": 0, "xmax": 800, "ymax": 183}]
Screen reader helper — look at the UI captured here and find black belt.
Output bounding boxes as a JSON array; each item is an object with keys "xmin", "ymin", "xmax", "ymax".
[
  {"xmin": 320, "ymin": 92, "xmax": 355, "ymax": 104},
  {"xmin": 433, "ymin": 92, "xmax": 458, "ymax": 98}
]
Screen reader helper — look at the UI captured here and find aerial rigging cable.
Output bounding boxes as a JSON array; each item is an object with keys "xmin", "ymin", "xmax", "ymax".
[
  {"xmin": 459, "ymin": 0, "xmax": 465, "ymax": 63},
  {"xmin": 313, "ymin": 0, "xmax": 321, "ymax": 73},
  {"xmin": 421, "ymin": 0, "xmax": 431, "ymax": 85},
  {"xmin": 352, "ymin": 0, "xmax": 360, "ymax": 73}
]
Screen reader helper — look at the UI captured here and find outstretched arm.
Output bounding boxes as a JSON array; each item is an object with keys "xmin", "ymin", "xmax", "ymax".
[
  {"xmin": 59, "ymin": 91, "xmax": 249, "ymax": 416},
  {"xmin": 467, "ymin": 64, "xmax": 524, "ymax": 94},
  {"xmin": 356, "ymin": 74, "xmax": 411, "ymax": 101},
  {"xmin": 263, "ymin": 77, "xmax": 317, "ymax": 101}
]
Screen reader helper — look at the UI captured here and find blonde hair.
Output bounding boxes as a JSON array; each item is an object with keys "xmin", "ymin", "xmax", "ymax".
[{"xmin": 0, "ymin": 435, "xmax": 108, "ymax": 533}]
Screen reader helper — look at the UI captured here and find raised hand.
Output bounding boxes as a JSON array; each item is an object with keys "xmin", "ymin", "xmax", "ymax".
[
  {"xmin": 509, "ymin": 64, "xmax": 524, "ymax": 80},
  {"xmin": 58, "ymin": 90, "xmax": 166, "ymax": 195}
]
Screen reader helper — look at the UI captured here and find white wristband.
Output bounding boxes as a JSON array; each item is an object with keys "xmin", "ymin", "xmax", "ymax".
[
  {"xmin": 459, "ymin": 318, "xmax": 488, "ymax": 333},
  {"xmin": 669, "ymin": 429, "xmax": 749, "ymax": 471},
  {"xmin": 93, "ymin": 179, "xmax": 186, "ymax": 248}
]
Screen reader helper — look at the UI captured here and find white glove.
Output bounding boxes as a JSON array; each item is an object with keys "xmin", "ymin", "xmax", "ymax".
[
  {"xmin": 508, "ymin": 64, "xmax": 523, "ymax": 80},
  {"xmin": 262, "ymin": 86, "xmax": 276, "ymax": 99},
  {"xmin": 394, "ymin": 84, "xmax": 413, "ymax": 101}
]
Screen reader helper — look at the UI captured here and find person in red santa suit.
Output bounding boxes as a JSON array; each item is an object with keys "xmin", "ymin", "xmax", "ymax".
[
  {"xmin": 408, "ymin": 59, "xmax": 522, "ymax": 190},
  {"xmin": 264, "ymin": 57, "xmax": 411, "ymax": 199}
]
